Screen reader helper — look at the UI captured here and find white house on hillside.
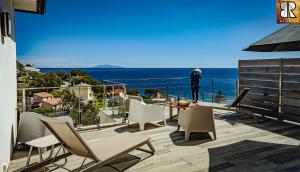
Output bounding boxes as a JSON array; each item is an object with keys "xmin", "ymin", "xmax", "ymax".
[{"xmin": 24, "ymin": 66, "xmax": 40, "ymax": 73}]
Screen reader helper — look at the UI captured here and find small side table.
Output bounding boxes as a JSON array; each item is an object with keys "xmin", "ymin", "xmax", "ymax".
[
  {"xmin": 25, "ymin": 135, "xmax": 59, "ymax": 167},
  {"xmin": 165, "ymin": 103, "xmax": 191, "ymax": 121}
]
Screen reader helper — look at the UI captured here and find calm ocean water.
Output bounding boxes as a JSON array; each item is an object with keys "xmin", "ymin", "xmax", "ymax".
[{"xmin": 40, "ymin": 68, "xmax": 238, "ymax": 102}]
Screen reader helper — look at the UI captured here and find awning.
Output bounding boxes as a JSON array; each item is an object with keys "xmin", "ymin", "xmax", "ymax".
[
  {"xmin": 243, "ymin": 25, "xmax": 300, "ymax": 52},
  {"xmin": 14, "ymin": 0, "xmax": 46, "ymax": 14}
]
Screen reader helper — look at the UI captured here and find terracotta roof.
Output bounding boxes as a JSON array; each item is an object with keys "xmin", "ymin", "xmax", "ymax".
[
  {"xmin": 34, "ymin": 92, "xmax": 53, "ymax": 98},
  {"xmin": 110, "ymin": 89, "xmax": 124, "ymax": 95},
  {"xmin": 42, "ymin": 98, "xmax": 62, "ymax": 106}
]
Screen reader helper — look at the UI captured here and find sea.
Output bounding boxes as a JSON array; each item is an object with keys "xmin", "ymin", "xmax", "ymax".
[{"xmin": 40, "ymin": 68, "xmax": 238, "ymax": 103}]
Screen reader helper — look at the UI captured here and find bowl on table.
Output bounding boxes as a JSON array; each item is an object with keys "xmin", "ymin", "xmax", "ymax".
[{"xmin": 178, "ymin": 100, "xmax": 190, "ymax": 107}]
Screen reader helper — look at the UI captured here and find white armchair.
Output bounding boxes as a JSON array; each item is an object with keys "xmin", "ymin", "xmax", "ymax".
[
  {"xmin": 128, "ymin": 99, "xmax": 166, "ymax": 130},
  {"xmin": 124, "ymin": 95, "xmax": 144, "ymax": 114}
]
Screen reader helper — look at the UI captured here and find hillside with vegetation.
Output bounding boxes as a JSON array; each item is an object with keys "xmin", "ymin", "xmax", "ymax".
[
  {"xmin": 17, "ymin": 61, "xmax": 104, "ymax": 126},
  {"xmin": 17, "ymin": 61, "xmax": 101, "ymax": 89},
  {"xmin": 16, "ymin": 61, "xmax": 170, "ymax": 126}
]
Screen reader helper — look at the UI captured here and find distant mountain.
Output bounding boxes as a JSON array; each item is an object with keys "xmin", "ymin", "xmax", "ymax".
[{"xmin": 92, "ymin": 64, "xmax": 124, "ymax": 68}]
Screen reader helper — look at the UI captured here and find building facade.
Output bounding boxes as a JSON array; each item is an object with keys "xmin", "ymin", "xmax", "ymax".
[
  {"xmin": 70, "ymin": 83, "xmax": 95, "ymax": 104},
  {"xmin": 0, "ymin": 1, "xmax": 17, "ymax": 170},
  {"xmin": 0, "ymin": 0, "xmax": 45, "ymax": 171}
]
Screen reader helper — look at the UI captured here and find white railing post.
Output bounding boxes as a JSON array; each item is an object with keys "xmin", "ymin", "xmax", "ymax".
[
  {"xmin": 22, "ymin": 88, "xmax": 26, "ymax": 112},
  {"xmin": 112, "ymin": 84, "xmax": 115, "ymax": 115},
  {"xmin": 123, "ymin": 84, "xmax": 126, "ymax": 94},
  {"xmin": 279, "ymin": 58, "xmax": 283, "ymax": 120},
  {"xmin": 211, "ymin": 79, "xmax": 214, "ymax": 102},
  {"xmin": 235, "ymin": 80, "xmax": 238, "ymax": 97},
  {"xmin": 78, "ymin": 86, "xmax": 81, "ymax": 126},
  {"xmin": 103, "ymin": 84, "xmax": 106, "ymax": 110}
]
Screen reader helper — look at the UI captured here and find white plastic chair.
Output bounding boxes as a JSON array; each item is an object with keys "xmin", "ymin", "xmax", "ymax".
[
  {"xmin": 128, "ymin": 99, "xmax": 166, "ymax": 130},
  {"xmin": 178, "ymin": 106, "xmax": 216, "ymax": 141},
  {"xmin": 17, "ymin": 112, "xmax": 74, "ymax": 143},
  {"xmin": 17, "ymin": 112, "xmax": 47, "ymax": 143}
]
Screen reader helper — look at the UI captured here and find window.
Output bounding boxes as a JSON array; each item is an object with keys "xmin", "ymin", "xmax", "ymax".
[
  {"xmin": 0, "ymin": 12, "xmax": 5, "ymax": 36},
  {"xmin": 1, "ymin": 12, "xmax": 12, "ymax": 37},
  {"xmin": 6, "ymin": 13, "xmax": 12, "ymax": 36}
]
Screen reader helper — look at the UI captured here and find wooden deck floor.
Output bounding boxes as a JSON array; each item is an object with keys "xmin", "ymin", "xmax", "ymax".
[{"xmin": 9, "ymin": 110, "xmax": 300, "ymax": 172}]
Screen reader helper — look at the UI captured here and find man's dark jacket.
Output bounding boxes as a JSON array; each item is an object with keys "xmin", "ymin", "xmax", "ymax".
[{"xmin": 190, "ymin": 71, "xmax": 200, "ymax": 88}]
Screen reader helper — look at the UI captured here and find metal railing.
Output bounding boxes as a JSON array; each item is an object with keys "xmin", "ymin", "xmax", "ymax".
[
  {"xmin": 17, "ymin": 77, "xmax": 237, "ymax": 127},
  {"xmin": 17, "ymin": 82, "xmax": 127, "ymax": 127},
  {"xmin": 118, "ymin": 77, "xmax": 238, "ymax": 103}
]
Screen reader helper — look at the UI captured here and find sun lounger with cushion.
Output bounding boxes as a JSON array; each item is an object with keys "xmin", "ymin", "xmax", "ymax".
[
  {"xmin": 197, "ymin": 88, "xmax": 265, "ymax": 122},
  {"xmin": 37, "ymin": 117, "xmax": 155, "ymax": 171}
]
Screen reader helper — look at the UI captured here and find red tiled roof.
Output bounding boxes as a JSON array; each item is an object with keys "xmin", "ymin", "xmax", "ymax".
[
  {"xmin": 34, "ymin": 92, "xmax": 53, "ymax": 98},
  {"xmin": 110, "ymin": 89, "xmax": 124, "ymax": 95},
  {"xmin": 42, "ymin": 98, "xmax": 62, "ymax": 106}
]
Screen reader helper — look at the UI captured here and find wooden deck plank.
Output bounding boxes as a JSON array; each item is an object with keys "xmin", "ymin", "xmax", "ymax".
[{"xmin": 9, "ymin": 111, "xmax": 300, "ymax": 172}]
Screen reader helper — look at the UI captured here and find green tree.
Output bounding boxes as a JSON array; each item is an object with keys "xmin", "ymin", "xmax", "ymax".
[
  {"xmin": 70, "ymin": 70, "xmax": 87, "ymax": 77},
  {"xmin": 59, "ymin": 89, "xmax": 79, "ymax": 112},
  {"xmin": 29, "ymin": 72, "xmax": 63, "ymax": 88},
  {"xmin": 16, "ymin": 60, "xmax": 26, "ymax": 77},
  {"xmin": 51, "ymin": 89, "xmax": 63, "ymax": 98},
  {"xmin": 80, "ymin": 103, "xmax": 99, "ymax": 125},
  {"xmin": 92, "ymin": 101, "xmax": 103, "ymax": 110},
  {"xmin": 57, "ymin": 89, "xmax": 101, "ymax": 126},
  {"xmin": 57, "ymin": 71, "xmax": 70, "ymax": 81},
  {"xmin": 31, "ymin": 107, "xmax": 54, "ymax": 114}
]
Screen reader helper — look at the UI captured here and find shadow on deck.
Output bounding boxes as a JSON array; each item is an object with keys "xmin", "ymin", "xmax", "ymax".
[
  {"xmin": 9, "ymin": 111, "xmax": 300, "ymax": 172},
  {"xmin": 216, "ymin": 111, "xmax": 300, "ymax": 141}
]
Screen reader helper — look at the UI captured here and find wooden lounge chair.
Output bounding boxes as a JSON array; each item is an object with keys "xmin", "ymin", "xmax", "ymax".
[
  {"xmin": 197, "ymin": 88, "xmax": 265, "ymax": 123},
  {"xmin": 198, "ymin": 88, "xmax": 250, "ymax": 110},
  {"xmin": 24, "ymin": 117, "xmax": 155, "ymax": 172}
]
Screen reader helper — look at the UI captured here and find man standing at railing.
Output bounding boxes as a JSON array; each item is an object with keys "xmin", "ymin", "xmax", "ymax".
[{"xmin": 190, "ymin": 68, "xmax": 202, "ymax": 103}]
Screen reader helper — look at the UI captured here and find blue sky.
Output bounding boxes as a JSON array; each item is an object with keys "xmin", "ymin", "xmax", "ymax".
[{"xmin": 15, "ymin": 0, "xmax": 300, "ymax": 68}]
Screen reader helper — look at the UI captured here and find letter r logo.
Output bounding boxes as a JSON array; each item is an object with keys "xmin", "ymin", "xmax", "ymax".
[
  {"xmin": 277, "ymin": 0, "xmax": 300, "ymax": 24},
  {"xmin": 280, "ymin": 1, "xmax": 296, "ymax": 18}
]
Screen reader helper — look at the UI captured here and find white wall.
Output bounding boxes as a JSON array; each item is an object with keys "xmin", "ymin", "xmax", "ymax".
[{"xmin": 0, "ymin": 0, "xmax": 17, "ymax": 171}]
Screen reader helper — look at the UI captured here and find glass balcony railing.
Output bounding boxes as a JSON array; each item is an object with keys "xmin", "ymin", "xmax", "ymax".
[
  {"xmin": 118, "ymin": 77, "xmax": 238, "ymax": 103},
  {"xmin": 17, "ymin": 82, "xmax": 127, "ymax": 128},
  {"xmin": 17, "ymin": 78, "xmax": 237, "ymax": 128}
]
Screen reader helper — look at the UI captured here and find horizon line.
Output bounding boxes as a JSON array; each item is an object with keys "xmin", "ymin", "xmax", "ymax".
[{"xmin": 37, "ymin": 67, "xmax": 238, "ymax": 69}]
